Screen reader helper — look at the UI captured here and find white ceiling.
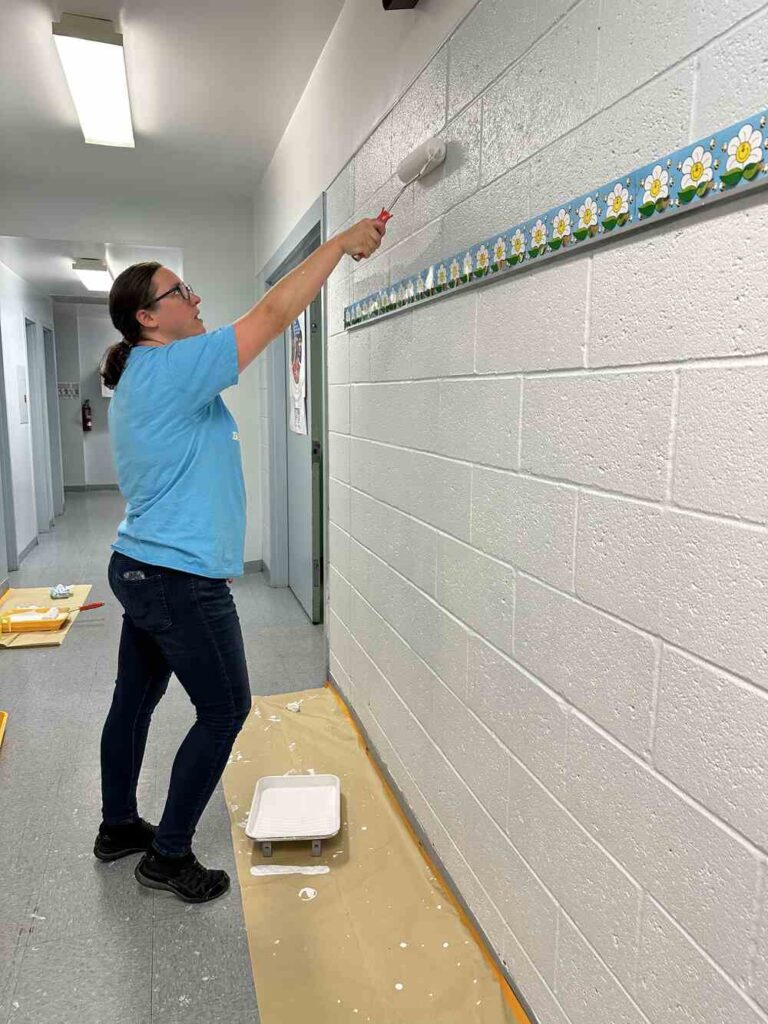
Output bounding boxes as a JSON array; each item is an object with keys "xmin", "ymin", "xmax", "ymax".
[
  {"xmin": 0, "ymin": 0, "xmax": 345, "ymax": 200},
  {"xmin": 0, "ymin": 235, "xmax": 183, "ymax": 298}
]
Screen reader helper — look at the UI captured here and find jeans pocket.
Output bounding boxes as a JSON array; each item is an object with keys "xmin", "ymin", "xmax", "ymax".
[{"xmin": 113, "ymin": 571, "xmax": 173, "ymax": 633}]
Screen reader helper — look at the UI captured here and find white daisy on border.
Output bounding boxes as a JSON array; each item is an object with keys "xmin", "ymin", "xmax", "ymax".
[
  {"xmin": 493, "ymin": 237, "xmax": 506, "ymax": 264},
  {"xmin": 476, "ymin": 245, "xmax": 490, "ymax": 272},
  {"xmin": 606, "ymin": 183, "xmax": 630, "ymax": 218},
  {"xmin": 450, "ymin": 258, "xmax": 461, "ymax": 283},
  {"xmin": 511, "ymin": 228, "xmax": 526, "ymax": 257},
  {"xmin": 531, "ymin": 219, "xmax": 547, "ymax": 249},
  {"xmin": 577, "ymin": 196, "xmax": 599, "ymax": 229},
  {"xmin": 726, "ymin": 124, "xmax": 763, "ymax": 171},
  {"xmin": 643, "ymin": 165, "xmax": 670, "ymax": 205},
  {"xmin": 552, "ymin": 209, "xmax": 571, "ymax": 241},
  {"xmin": 681, "ymin": 145, "xmax": 713, "ymax": 190}
]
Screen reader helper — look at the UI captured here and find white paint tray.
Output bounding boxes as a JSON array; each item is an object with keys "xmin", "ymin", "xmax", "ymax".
[{"xmin": 245, "ymin": 774, "xmax": 341, "ymax": 846}]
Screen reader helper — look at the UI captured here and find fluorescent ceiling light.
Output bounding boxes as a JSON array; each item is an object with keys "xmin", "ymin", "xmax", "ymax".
[
  {"xmin": 53, "ymin": 14, "xmax": 134, "ymax": 148},
  {"xmin": 73, "ymin": 259, "xmax": 113, "ymax": 292}
]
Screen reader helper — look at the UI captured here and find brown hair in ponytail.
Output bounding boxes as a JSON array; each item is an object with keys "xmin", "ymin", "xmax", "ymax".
[{"xmin": 100, "ymin": 261, "xmax": 162, "ymax": 389}]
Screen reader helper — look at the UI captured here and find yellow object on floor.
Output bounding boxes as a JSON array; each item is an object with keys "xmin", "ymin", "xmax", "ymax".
[
  {"xmin": 223, "ymin": 684, "xmax": 530, "ymax": 1024},
  {"xmin": 0, "ymin": 585, "xmax": 93, "ymax": 648},
  {"xmin": 0, "ymin": 710, "xmax": 7, "ymax": 749}
]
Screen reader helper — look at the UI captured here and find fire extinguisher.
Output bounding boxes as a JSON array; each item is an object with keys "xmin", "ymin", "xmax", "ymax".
[{"xmin": 81, "ymin": 399, "xmax": 93, "ymax": 432}]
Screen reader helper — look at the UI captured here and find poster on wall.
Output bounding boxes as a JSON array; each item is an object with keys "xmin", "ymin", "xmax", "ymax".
[
  {"xmin": 288, "ymin": 311, "xmax": 307, "ymax": 435},
  {"xmin": 101, "ymin": 381, "xmax": 114, "ymax": 399}
]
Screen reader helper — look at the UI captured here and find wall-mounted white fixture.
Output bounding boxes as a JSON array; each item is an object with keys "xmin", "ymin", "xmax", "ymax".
[
  {"xmin": 52, "ymin": 13, "xmax": 134, "ymax": 148},
  {"xmin": 73, "ymin": 258, "xmax": 113, "ymax": 292}
]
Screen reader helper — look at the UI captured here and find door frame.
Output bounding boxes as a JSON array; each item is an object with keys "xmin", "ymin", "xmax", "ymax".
[
  {"xmin": 261, "ymin": 196, "xmax": 326, "ymax": 598},
  {"xmin": 43, "ymin": 326, "xmax": 65, "ymax": 517},
  {"xmin": 0, "ymin": 317, "xmax": 16, "ymax": 577},
  {"xmin": 25, "ymin": 318, "xmax": 54, "ymax": 534}
]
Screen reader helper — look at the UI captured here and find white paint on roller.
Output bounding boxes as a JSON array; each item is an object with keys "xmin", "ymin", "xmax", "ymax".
[
  {"xmin": 395, "ymin": 137, "xmax": 447, "ymax": 184},
  {"xmin": 250, "ymin": 865, "xmax": 330, "ymax": 877}
]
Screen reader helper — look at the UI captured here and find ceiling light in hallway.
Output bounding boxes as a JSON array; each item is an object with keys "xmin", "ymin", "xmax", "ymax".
[
  {"xmin": 52, "ymin": 13, "xmax": 135, "ymax": 148},
  {"xmin": 72, "ymin": 258, "xmax": 112, "ymax": 292}
]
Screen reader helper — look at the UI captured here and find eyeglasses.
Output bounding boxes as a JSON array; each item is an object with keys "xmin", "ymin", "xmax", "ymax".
[{"xmin": 147, "ymin": 281, "xmax": 195, "ymax": 306}]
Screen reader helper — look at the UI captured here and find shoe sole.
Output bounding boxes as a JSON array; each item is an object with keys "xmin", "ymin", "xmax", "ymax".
[
  {"xmin": 134, "ymin": 864, "xmax": 230, "ymax": 904},
  {"xmin": 94, "ymin": 844, "xmax": 151, "ymax": 863}
]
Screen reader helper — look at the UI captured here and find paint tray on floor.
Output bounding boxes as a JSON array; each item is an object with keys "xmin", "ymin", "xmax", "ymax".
[
  {"xmin": 0, "ymin": 585, "xmax": 92, "ymax": 649},
  {"xmin": 245, "ymin": 773, "xmax": 341, "ymax": 857}
]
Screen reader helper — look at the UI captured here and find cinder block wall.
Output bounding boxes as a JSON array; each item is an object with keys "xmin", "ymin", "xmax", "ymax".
[{"xmin": 325, "ymin": 2, "xmax": 768, "ymax": 1021}]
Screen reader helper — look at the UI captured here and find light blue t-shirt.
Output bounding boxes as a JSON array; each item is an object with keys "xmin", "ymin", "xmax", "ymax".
[{"xmin": 109, "ymin": 325, "xmax": 245, "ymax": 579}]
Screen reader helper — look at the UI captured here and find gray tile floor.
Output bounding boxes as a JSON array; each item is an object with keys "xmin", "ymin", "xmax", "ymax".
[{"xmin": 0, "ymin": 491, "xmax": 327, "ymax": 1024}]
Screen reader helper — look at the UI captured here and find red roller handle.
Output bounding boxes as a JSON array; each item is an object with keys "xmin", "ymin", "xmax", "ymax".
[{"xmin": 352, "ymin": 209, "xmax": 392, "ymax": 262}]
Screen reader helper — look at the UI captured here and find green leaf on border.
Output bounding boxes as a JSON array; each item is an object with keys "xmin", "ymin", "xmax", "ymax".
[
  {"xmin": 602, "ymin": 217, "xmax": 617, "ymax": 231},
  {"xmin": 721, "ymin": 168, "xmax": 744, "ymax": 187},
  {"xmin": 677, "ymin": 187, "xmax": 696, "ymax": 204},
  {"xmin": 638, "ymin": 201, "xmax": 656, "ymax": 218},
  {"xmin": 743, "ymin": 162, "xmax": 762, "ymax": 181}
]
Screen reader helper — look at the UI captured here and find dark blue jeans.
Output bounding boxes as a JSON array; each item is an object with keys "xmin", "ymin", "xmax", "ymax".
[{"xmin": 101, "ymin": 551, "xmax": 251, "ymax": 856}]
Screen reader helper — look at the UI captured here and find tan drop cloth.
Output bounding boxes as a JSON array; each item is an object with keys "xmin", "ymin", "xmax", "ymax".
[
  {"xmin": 0, "ymin": 585, "xmax": 93, "ymax": 648},
  {"xmin": 223, "ymin": 684, "xmax": 529, "ymax": 1024}
]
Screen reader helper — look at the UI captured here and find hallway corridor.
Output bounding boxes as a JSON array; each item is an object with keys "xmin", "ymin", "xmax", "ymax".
[{"xmin": 0, "ymin": 491, "xmax": 326, "ymax": 1024}]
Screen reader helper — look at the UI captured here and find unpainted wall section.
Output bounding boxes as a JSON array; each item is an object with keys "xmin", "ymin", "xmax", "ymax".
[{"xmin": 323, "ymin": 2, "xmax": 768, "ymax": 1022}]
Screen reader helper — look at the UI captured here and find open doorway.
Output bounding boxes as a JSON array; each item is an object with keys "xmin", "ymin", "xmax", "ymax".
[{"xmin": 263, "ymin": 199, "xmax": 326, "ymax": 624}]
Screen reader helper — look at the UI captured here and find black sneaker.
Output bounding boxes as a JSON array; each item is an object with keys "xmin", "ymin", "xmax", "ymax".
[
  {"xmin": 135, "ymin": 849, "xmax": 230, "ymax": 904},
  {"xmin": 94, "ymin": 818, "xmax": 157, "ymax": 862}
]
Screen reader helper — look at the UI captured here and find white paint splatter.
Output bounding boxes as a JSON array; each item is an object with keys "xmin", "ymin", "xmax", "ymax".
[
  {"xmin": 268, "ymin": 715, "xmax": 282, "ymax": 723},
  {"xmin": 395, "ymin": 983, "xmax": 404, "ymax": 991},
  {"xmin": 286, "ymin": 701, "xmax": 303, "ymax": 713},
  {"xmin": 399, "ymin": 942, "xmax": 408, "ymax": 949},
  {"xmin": 29, "ymin": 913, "xmax": 45, "ymax": 921},
  {"xmin": 298, "ymin": 887, "xmax": 318, "ymax": 901},
  {"xmin": 250, "ymin": 866, "xmax": 330, "ymax": 877},
  {"xmin": 443, "ymin": 942, "xmax": 449, "ymax": 949},
  {"xmin": 178, "ymin": 995, "xmax": 191, "ymax": 1007},
  {"xmin": 361, "ymin": 826, "xmax": 367, "ymax": 831}
]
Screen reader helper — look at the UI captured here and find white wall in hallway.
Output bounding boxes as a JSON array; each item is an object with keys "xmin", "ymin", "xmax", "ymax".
[
  {"xmin": 0, "ymin": 183, "xmax": 262, "ymax": 563},
  {"xmin": 260, "ymin": 1, "xmax": 768, "ymax": 1023},
  {"xmin": 253, "ymin": 0, "xmax": 477, "ymax": 268},
  {"xmin": 78, "ymin": 306, "xmax": 120, "ymax": 487},
  {"xmin": 0, "ymin": 259, "xmax": 53, "ymax": 558}
]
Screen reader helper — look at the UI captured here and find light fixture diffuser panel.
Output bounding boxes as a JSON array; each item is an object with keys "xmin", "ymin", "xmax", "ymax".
[
  {"xmin": 53, "ymin": 31, "xmax": 135, "ymax": 148},
  {"xmin": 74, "ymin": 269, "xmax": 113, "ymax": 292}
]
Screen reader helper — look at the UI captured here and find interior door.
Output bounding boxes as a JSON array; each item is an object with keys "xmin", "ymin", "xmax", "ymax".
[{"xmin": 284, "ymin": 292, "xmax": 324, "ymax": 623}]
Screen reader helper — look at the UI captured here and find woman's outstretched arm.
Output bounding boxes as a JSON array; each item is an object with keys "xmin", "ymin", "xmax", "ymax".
[{"xmin": 233, "ymin": 218, "xmax": 384, "ymax": 372}]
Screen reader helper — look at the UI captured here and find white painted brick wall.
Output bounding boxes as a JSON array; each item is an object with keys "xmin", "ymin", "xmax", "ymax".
[
  {"xmin": 322, "ymin": 2, "xmax": 768, "ymax": 1021},
  {"xmin": 471, "ymin": 469, "xmax": 576, "ymax": 592}
]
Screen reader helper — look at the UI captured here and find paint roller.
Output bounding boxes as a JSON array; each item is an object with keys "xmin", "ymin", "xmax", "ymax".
[{"xmin": 352, "ymin": 136, "xmax": 447, "ymax": 261}]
